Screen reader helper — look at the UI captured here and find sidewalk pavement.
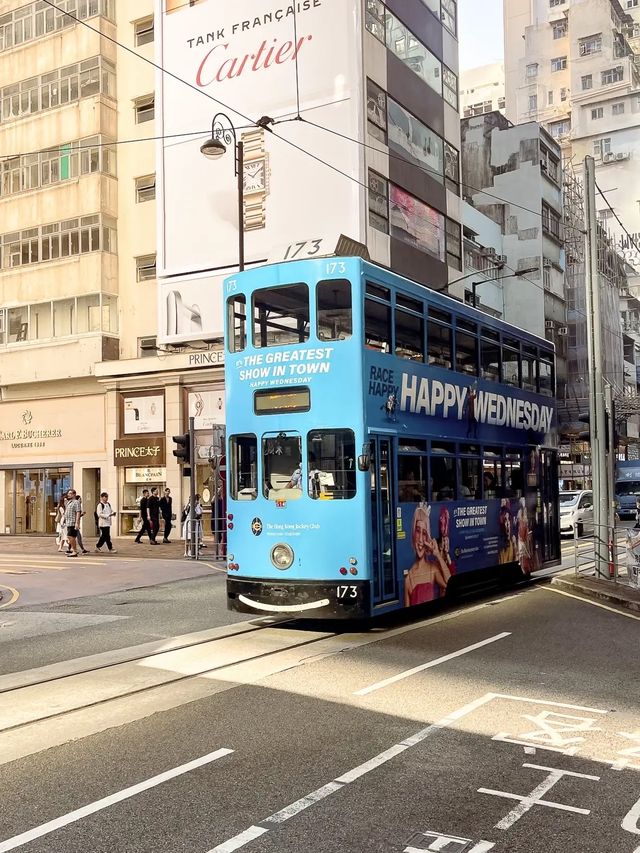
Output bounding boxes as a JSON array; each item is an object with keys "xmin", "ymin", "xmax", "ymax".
[
  {"xmin": 0, "ymin": 534, "xmax": 226, "ymax": 562},
  {"xmin": 551, "ymin": 572, "xmax": 640, "ymax": 613}
]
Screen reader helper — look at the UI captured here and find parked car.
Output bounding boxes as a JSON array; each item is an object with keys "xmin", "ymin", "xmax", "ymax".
[{"xmin": 559, "ymin": 490, "xmax": 594, "ymax": 537}]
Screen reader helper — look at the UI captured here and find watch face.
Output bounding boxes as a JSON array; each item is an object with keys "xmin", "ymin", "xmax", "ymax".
[{"xmin": 243, "ymin": 160, "xmax": 266, "ymax": 192}]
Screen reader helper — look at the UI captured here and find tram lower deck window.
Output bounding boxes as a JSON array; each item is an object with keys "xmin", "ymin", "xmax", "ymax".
[
  {"xmin": 262, "ymin": 432, "xmax": 303, "ymax": 501},
  {"xmin": 229, "ymin": 434, "xmax": 257, "ymax": 501},
  {"xmin": 307, "ymin": 429, "xmax": 356, "ymax": 499}
]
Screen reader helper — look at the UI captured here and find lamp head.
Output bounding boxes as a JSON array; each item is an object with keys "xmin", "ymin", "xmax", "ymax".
[{"xmin": 200, "ymin": 137, "xmax": 227, "ymax": 160}]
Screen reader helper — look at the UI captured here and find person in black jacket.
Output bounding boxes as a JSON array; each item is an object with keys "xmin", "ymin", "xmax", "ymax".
[
  {"xmin": 134, "ymin": 489, "xmax": 154, "ymax": 544},
  {"xmin": 159, "ymin": 487, "xmax": 173, "ymax": 543},
  {"xmin": 147, "ymin": 487, "xmax": 160, "ymax": 544}
]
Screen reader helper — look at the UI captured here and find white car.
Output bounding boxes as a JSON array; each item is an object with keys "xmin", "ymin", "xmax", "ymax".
[{"xmin": 559, "ymin": 490, "xmax": 594, "ymax": 537}]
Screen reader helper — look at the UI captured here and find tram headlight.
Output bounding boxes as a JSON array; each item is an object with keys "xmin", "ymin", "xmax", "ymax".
[{"xmin": 270, "ymin": 543, "xmax": 294, "ymax": 571}]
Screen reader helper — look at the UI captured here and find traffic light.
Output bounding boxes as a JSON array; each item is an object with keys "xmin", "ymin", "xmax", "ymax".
[
  {"xmin": 172, "ymin": 432, "xmax": 190, "ymax": 463},
  {"xmin": 577, "ymin": 410, "xmax": 617, "ymax": 451}
]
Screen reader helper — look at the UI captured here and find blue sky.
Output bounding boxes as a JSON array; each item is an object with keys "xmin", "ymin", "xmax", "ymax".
[{"xmin": 458, "ymin": 0, "xmax": 504, "ymax": 70}]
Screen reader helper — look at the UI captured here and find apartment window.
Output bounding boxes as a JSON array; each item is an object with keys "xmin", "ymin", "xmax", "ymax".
[
  {"xmin": 549, "ymin": 118, "xmax": 571, "ymax": 138},
  {"xmin": 364, "ymin": 0, "xmax": 385, "ymax": 42},
  {"xmin": 446, "ymin": 218, "xmax": 462, "ymax": 270},
  {"xmin": 384, "ymin": 9, "xmax": 443, "ymax": 97},
  {"xmin": 0, "ymin": 214, "xmax": 116, "ymax": 270},
  {"xmin": 528, "ymin": 94, "xmax": 538, "ymax": 112},
  {"xmin": 368, "ymin": 170, "xmax": 389, "ymax": 233},
  {"xmin": 593, "ymin": 137, "xmax": 612, "ymax": 156},
  {"xmin": 612, "ymin": 102, "xmax": 625, "ymax": 115},
  {"xmin": 548, "ymin": 91, "xmax": 554, "ymax": 105},
  {"xmin": 1, "ymin": 294, "xmax": 118, "ymax": 346},
  {"xmin": 366, "ymin": 78, "xmax": 387, "ymax": 142},
  {"xmin": 602, "ymin": 67, "xmax": 624, "ymax": 84},
  {"xmin": 136, "ymin": 254, "xmax": 157, "ymax": 282},
  {"xmin": 0, "ymin": 57, "xmax": 115, "ymax": 127},
  {"xmin": 551, "ymin": 56, "xmax": 567, "ymax": 72},
  {"xmin": 134, "ymin": 16, "xmax": 154, "ymax": 46},
  {"xmin": 549, "ymin": 0, "xmax": 566, "ymax": 6},
  {"xmin": 581, "ymin": 74, "xmax": 593, "ymax": 90},
  {"xmin": 388, "ymin": 98, "xmax": 444, "ymax": 181},
  {"xmin": 134, "ymin": 94, "xmax": 155, "ymax": 123},
  {"xmin": 444, "ymin": 142, "xmax": 460, "ymax": 194},
  {"xmin": 540, "ymin": 144, "xmax": 560, "ymax": 183},
  {"xmin": 560, "ymin": 87, "xmax": 567, "ymax": 101},
  {"xmin": 526, "ymin": 63, "xmax": 538, "ymax": 78},
  {"xmin": 591, "ymin": 107, "xmax": 604, "ymax": 119},
  {"xmin": 0, "ymin": 0, "xmax": 114, "ymax": 54},
  {"xmin": 552, "ymin": 21, "xmax": 567, "ymax": 38},
  {"xmin": 441, "ymin": 0, "xmax": 457, "ymax": 36},
  {"xmin": 628, "ymin": 0, "xmax": 639, "ymax": 7},
  {"xmin": 443, "ymin": 65, "xmax": 459, "ymax": 109},
  {"xmin": 497, "ymin": 96, "xmax": 505, "ymax": 110},
  {"xmin": 135, "ymin": 174, "xmax": 156, "ymax": 203},
  {"xmin": 579, "ymin": 34, "xmax": 602, "ymax": 55},
  {"xmin": 542, "ymin": 203, "xmax": 562, "ymax": 241}
]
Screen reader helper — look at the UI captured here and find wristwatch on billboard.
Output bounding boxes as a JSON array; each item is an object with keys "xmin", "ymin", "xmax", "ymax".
[{"xmin": 242, "ymin": 128, "xmax": 270, "ymax": 231}]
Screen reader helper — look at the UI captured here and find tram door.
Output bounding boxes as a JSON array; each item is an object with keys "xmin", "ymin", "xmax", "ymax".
[
  {"xmin": 540, "ymin": 448, "xmax": 561, "ymax": 564},
  {"xmin": 370, "ymin": 436, "xmax": 399, "ymax": 606}
]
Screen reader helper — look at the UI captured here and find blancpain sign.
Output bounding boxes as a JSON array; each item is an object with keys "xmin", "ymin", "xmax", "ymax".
[{"xmin": 156, "ymin": 0, "xmax": 363, "ymax": 345}]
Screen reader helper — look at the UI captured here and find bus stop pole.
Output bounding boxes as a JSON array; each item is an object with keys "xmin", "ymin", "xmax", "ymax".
[
  {"xmin": 584, "ymin": 156, "xmax": 608, "ymax": 579},
  {"xmin": 189, "ymin": 416, "xmax": 197, "ymax": 561}
]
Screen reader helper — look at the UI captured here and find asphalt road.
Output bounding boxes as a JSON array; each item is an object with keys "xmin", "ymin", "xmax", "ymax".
[{"xmin": 0, "ymin": 580, "xmax": 637, "ymax": 853}]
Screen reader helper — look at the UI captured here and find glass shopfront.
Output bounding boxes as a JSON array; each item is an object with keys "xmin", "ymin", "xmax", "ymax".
[
  {"xmin": 120, "ymin": 467, "xmax": 167, "ymax": 535},
  {"xmin": 4, "ymin": 467, "xmax": 72, "ymax": 534}
]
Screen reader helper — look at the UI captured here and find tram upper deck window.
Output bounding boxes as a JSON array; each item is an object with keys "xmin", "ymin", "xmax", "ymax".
[
  {"xmin": 395, "ymin": 295, "xmax": 424, "ymax": 362},
  {"xmin": 229, "ymin": 434, "xmax": 257, "ymax": 501},
  {"xmin": 455, "ymin": 319, "xmax": 478, "ymax": 376},
  {"xmin": 253, "ymin": 284, "xmax": 309, "ymax": 349},
  {"xmin": 539, "ymin": 356, "xmax": 554, "ymax": 397},
  {"xmin": 427, "ymin": 308, "xmax": 452, "ymax": 369},
  {"xmin": 503, "ymin": 338, "xmax": 520, "ymax": 388},
  {"xmin": 365, "ymin": 283, "xmax": 391, "ymax": 353},
  {"xmin": 227, "ymin": 294, "xmax": 246, "ymax": 353},
  {"xmin": 522, "ymin": 346, "xmax": 537, "ymax": 392},
  {"xmin": 481, "ymin": 328, "xmax": 500, "ymax": 382},
  {"xmin": 317, "ymin": 279, "xmax": 352, "ymax": 341},
  {"xmin": 307, "ymin": 429, "xmax": 356, "ymax": 500},
  {"xmin": 262, "ymin": 432, "xmax": 303, "ymax": 501}
]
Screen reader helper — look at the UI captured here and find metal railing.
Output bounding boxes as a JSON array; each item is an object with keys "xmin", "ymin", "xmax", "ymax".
[{"xmin": 572, "ymin": 521, "xmax": 635, "ymax": 586}]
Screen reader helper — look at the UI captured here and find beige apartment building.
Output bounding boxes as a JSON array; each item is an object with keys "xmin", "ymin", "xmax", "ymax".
[
  {"xmin": 0, "ymin": 0, "xmax": 224, "ymax": 535},
  {"xmin": 460, "ymin": 62, "xmax": 506, "ymax": 117}
]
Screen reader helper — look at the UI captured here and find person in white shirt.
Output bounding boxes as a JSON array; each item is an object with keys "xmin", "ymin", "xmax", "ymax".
[{"xmin": 95, "ymin": 492, "xmax": 117, "ymax": 553}]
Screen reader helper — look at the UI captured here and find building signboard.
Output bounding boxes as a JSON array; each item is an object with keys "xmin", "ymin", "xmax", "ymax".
[
  {"xmin": 114, "ymin": 437, "xmax": 166, "ymax": 467},
  {"xmin": 125, "ymin": 467, "xmax": 167, "ymax": 483},
  {"xmin": 156, "ymin": 0, "xmax": 364, "ymax": 344}
]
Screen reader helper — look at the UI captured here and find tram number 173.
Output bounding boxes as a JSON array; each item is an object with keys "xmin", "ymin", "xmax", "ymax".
[{"xmin": 337, "ymin": 585, "xmax": 358, "ymax": 600}]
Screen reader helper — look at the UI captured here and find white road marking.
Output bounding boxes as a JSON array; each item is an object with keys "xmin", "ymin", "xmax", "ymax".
[
  {"xmin": 479, "ymin": 763, "xmax": 600, "ymax": 830},
  {"xmin": 492, "ymin": 693, "xmax": 608, "ymax": 714},
  {"xmin": 542, "ymin": 585, "xmax": 640, "ymax": 621},
  {"xmin": 354, "ymin": 632, "xmax": 512, "ymax": 696},
  {"xmin": 335, "ymin": 744, "xmax": 409, "ymax": 783},
  {"xmin": 0, "ymin": 748, "xmax": 233, "ymax": 853},
  {"xmin": 264, "ymin": 782, "xmax": 344, "ymax": 823},
  {"xmin": 210, "ymin": 827, "xmax": 268, "ymax": 852}
]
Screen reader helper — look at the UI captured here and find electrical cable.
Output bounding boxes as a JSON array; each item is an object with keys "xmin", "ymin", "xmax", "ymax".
[{"xmin": 595, "ymin": 179, "xmax": 640, "ymax": 258}]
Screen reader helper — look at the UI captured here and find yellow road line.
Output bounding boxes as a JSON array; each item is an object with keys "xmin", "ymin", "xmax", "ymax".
[{"xmin": 0, "ymin": 584, "xmax": 20, "ymax": 608}]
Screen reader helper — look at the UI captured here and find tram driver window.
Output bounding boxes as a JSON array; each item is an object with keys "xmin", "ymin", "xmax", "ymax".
[
  {"xmin": 229, "ymin": 434, "xmax": 257, "ymax": 501},
  {"xmin": 317, "ymin": 279, "xmax": 352, "ymax": 341},
  {"xmin": 262, "ymin": 432, "xmax": 303, "ymax": 501},
  {"xmin": 431, "ymin": 443, "xmax": 456, "ymax": 501},
  {"xmin": 227, "ymin": 295, "xmax": 246, "ymax": 353},
  {"xmin": 253, "ymin": 284, "xmax": 309, "ymax": 348},
  {"xmin": 307, "ymin": 429, "xmax": 356, "ymax": 500}
]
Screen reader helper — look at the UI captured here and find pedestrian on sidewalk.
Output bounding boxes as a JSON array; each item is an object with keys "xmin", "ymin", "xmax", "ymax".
[
  {"xmin": 159, "ymin": 487, "xmax": 173, "ymax": 543},
  {"xmin": 134, "ymin": 489, "xmax": 155, "ymax": 544},
  {"xmin": 74, "ymin": 496, "xmax": 89, "ymax": 554},
  {"xmin": 55, "ymin": 497, "xmax": 67, "ymax": 552},
  {"xmin": 95, "ymin": 492, "xmax": 117, "ymax": 553},
  {"xmin": 148, "ymin": 487, "xmax": 160, "ymax": 544},
  {"xmin": 182, "ymin": 494, "xmax": 203, "ymax": 557},
  {"xmin": 64, "ymin": 489, "xmax": 82, "ymax": 557}
]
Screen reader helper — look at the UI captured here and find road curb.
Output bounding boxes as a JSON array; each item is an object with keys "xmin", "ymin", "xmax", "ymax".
[{"xmin": 551, "ymin": 575, "xmax": 640, "ymax": 613}]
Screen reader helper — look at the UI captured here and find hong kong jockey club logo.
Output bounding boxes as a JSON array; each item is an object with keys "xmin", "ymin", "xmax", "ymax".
[
  {"xmin": 251, "ymin": 518, "xmax": 263, "ymax": 537},
  {"xmin": 21, "ymin": 410, "xmax": 33, "ymax": 425}
]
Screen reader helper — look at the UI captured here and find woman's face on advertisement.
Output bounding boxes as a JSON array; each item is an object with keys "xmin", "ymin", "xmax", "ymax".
[{"xmin": 413, "ymin": 517, "xmax": 430, "ymax": 559}]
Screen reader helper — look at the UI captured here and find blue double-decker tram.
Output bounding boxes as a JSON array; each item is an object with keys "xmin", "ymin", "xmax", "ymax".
[{"xmin": 224, "ymin": 254, "xmax": 560, "ymax": 619}]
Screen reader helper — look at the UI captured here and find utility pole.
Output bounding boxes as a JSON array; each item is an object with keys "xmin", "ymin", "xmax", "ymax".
[
  {"xmin": 583, "ymin": 156, "xmax": 609, "ymax": 578},
  {"xmin": 189, "ymin": 416, "xmax": 197, "ymax": 561}
]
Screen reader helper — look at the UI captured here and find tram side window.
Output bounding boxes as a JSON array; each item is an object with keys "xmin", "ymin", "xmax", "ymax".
[
  {"xmin": 262, "ymin": 432, "xmax": 303, "ymax": 501},
  {"xmin": 398, "ymin": 455, "xmax": 428, "ymax": 502},
  {"xmin": 455, "ymin": 320, "xmax": 478, "ymax": 376},
  {"xmin": 227, "ymin": 295, "xmax": 246, "ymax": 353},
  {"xmin": 365, "ymin": 296, "xmax": 391, "ymax": 353},
  {"xmin": 502, "ymin": 343, "xmax": 520, "ymax": 388},
  {"xmin": 539, "ymin": 357, "xmax": 554, "ymax": 397},
  {"xmin": 431, "ymin": 443, "xmax": 456, "ymax": 500},
  {"xmin": 504, "ymin": 454, "xmax": 523, "ymax": 498},
  {"xmin": 522, "ymin": 347, "xmax": 537, "ymax": 392},
  {"xmin": 427, "ymin": 314, "xmax": 452, "ymax": 369},
  {"xmin": 229, "ymin": 434, "xmax": 257, "ymax": 501},
  {"xmin": 317, "ymin": 279, "xmax": 352, "ymax": 341},
  {"xmin": 307, "ymin": 429, "xmax": 356, "ymax": 500},
  {"xmin": 253, "ymin": 284, "xmax": 309, "ymax": 349},
  {"xmin": 395, "ymin": 307, "xmax": 424, "ymax": 362},
  {"xmin": 483, "ymin": 447, "xmax": 503, "ymax": 498},
  {"xmin": 481, "ymin": 332, "xmax": 500, "ymax": 382},
  {"xmin": 459, "ymin": 447, "xmax": 481, "ymax": 499}
]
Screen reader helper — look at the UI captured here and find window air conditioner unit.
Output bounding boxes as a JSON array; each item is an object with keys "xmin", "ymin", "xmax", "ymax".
[
  {"xmin": 616, "ymin": 152, "xmax": 629, "ymax": 160},
  {"xmin": 545, "ymin": 320, "xmax": 555, "ymax": 329},
  {"xmin": 603, "ymin": 152, "xmax": 615, "ymax": 162},
  {"xmin": 558, "ymin": 326, "xmax": 568, "ymax": 335},
  {"xmin": 139, "ymin": 336, "xmax": 157, "ymax": 352}
]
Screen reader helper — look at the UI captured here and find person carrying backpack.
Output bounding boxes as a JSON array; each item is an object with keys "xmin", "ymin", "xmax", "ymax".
[{"xmin": 95, "ymin": 492, "xmax": 117, "ymax": 553}]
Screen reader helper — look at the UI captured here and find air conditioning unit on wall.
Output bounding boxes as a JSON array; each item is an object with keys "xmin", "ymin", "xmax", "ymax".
[
  {"xmin": 603, "ymin": 152, "xmax": 615, "ymax": 162},
  {"xmin": 558, "ymin": 326, "xmax": 568, "ymax": 335},
  {"xmin": 545, "ymin": 320, "xmax": 554, "ymax": 329}
]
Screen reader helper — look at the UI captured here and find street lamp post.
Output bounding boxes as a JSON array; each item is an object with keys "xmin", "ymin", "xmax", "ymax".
[
  {"xmin": 200, "ymin": 113, "xmax": 245, "ymax": 272},
  {"xmin": 469, "ymin": 267, "xmax": 540, "ymax": 311}
]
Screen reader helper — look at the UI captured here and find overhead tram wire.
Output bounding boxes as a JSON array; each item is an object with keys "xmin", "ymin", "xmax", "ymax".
[
  {"xmin": 36, "ymin": 1, "xmax": 624, "ymax": 347},
  {"xmin": 39, "ymin": 0, "xmax": 588, "ymax": 240},
  {"xmin": 595, "ymin": 180, "xmax": 640, "ymax": 257}
]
